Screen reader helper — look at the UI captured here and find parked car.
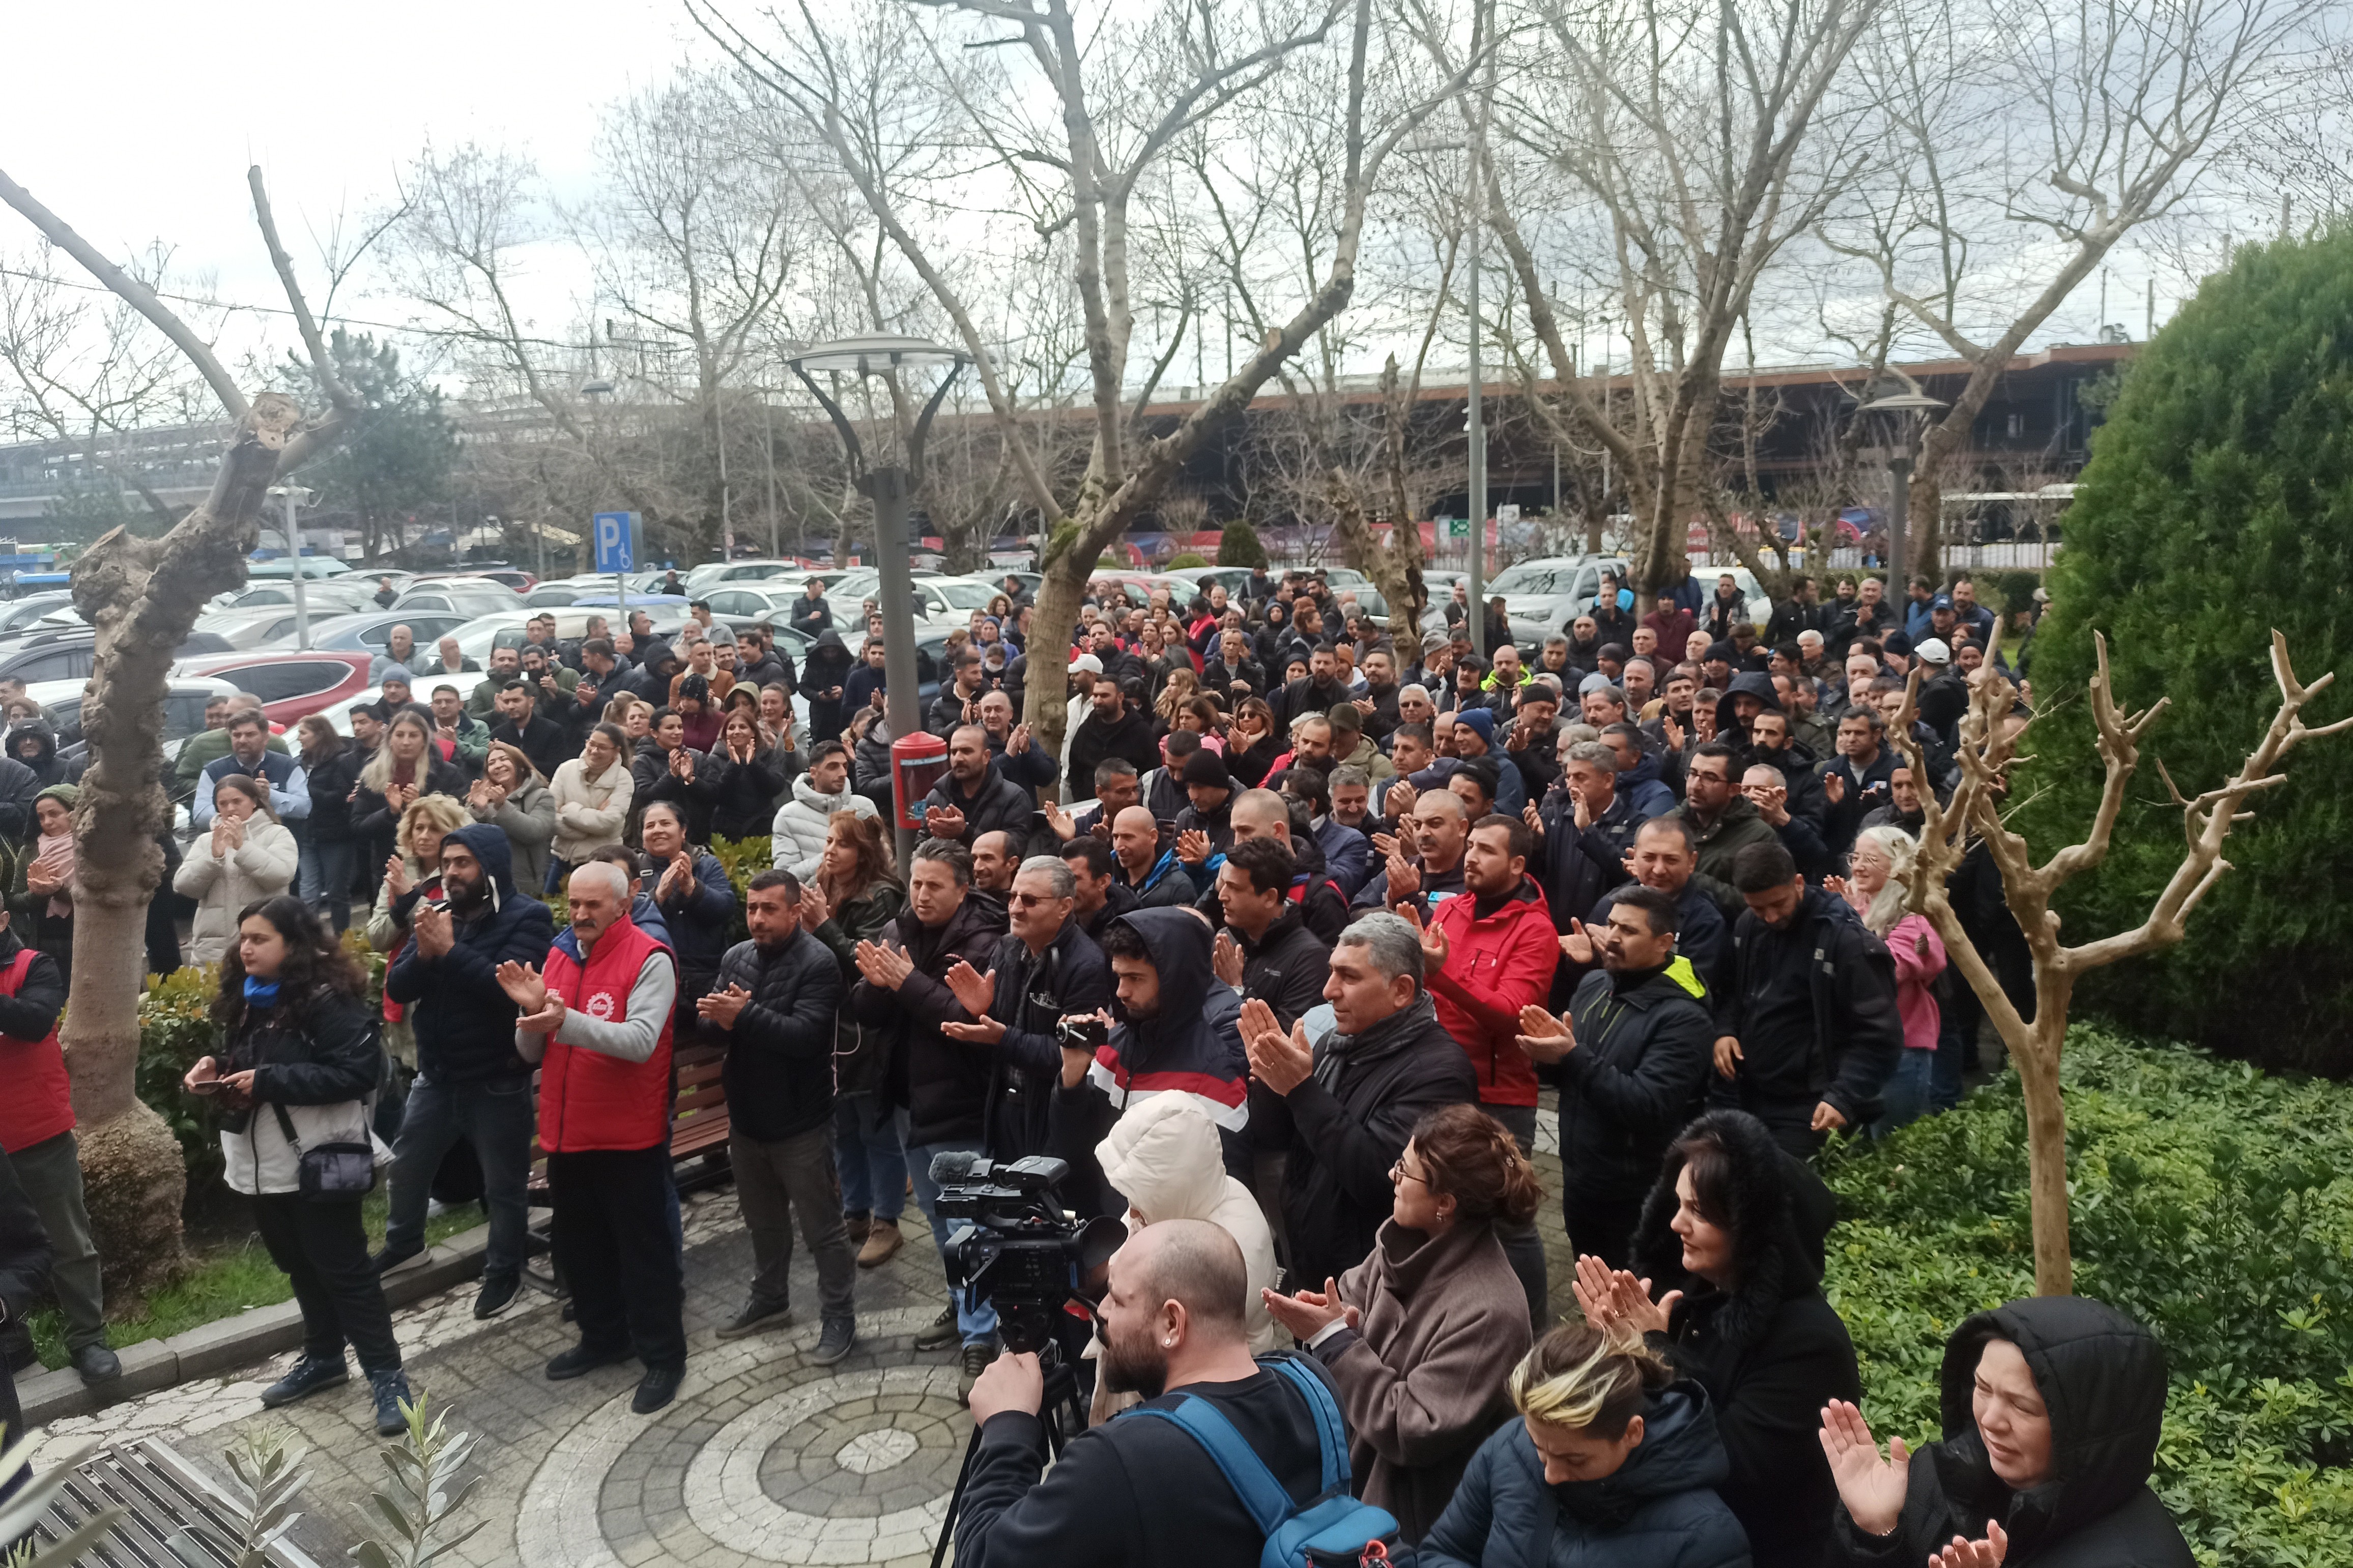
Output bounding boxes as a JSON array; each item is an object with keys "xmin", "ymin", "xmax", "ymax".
[
  {"xmin": 173, "ymin": 650, "xmax": 375, "ymax": 727},
  {"xmin": 219, "ymin": 580, "xmax": 380, "ymax": 614},
  {"xmin": 463, "ymin": 567, "xmax": 536, "ymax": 594},
  {"xmin": 1484, "ymin": 555, "xmax": 1631, "ymax": 649},
  {"xmin": 683, "ymin": 558, "xmax": 812, "ymax": 591},
  {"xmin": 245, "ymin": 557, "xmax": 354, "ymax": 580},
  {"xmin": 269, "ymin": 609, "xmax": 478, "ymax": 659},
  {"xmin": 192, "ymin": 608, "xmax": 310, "ymax": 650},
  {"xmin": 393, "ymin": 584, "xmax": 527, "ymax": 618},
  {"xmin": 0, "ymin": 628, "xmax": 233, "ymax": 686},
  {"xmin": 35, "ymin": 675, "xmax": 239, "ymax": 773},
  {"xmin": 0, "ymin": 593, "xmax": 77, "ymax": 636}
]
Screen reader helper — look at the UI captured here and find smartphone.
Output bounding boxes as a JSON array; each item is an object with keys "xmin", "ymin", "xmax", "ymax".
[{"xmin": 186, "ymin": 1066, "xmax": 221, "ymax": 1095}]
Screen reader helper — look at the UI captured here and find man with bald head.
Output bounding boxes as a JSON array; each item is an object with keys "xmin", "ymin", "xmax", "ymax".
[
  {"xmin": 1189, "ymin": 789, "xmax": 1349, "ymax": 943},
  {"xmin": 1353, "ymin": 787, "xmax": 1471, "ymax": 914},
  {"xmin": 960, "ymin": 1219, "xmax": 1339, "ymax": 1565},
  {"xmin": 1110, "ymin": 805, "xmax": 1190, "ymax": 908}
]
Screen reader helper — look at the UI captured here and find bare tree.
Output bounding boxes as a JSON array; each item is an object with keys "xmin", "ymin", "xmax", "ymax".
[
  {"xmin": 0, "ymin": 165, "xmax": 360, "ymax": 1283},
  {"xmin": 693, "ymin": 0, "xmax": 1458, "ymax": 752},
  {"xmin": 1892, "ymin": 630, "xmax": 2349, "ymax": 1294},
  {"xmin": 1827, "ymin": 0, "xmax": 2318, "ymax": 573}
]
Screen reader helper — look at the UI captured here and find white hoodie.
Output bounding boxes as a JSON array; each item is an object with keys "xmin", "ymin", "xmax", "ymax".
[
  {"xmin": 1096, "ymin": 1095, "xmax": 1279, "ymax": 1353},
  {"xmin": 771, "ymin": 773, "xmax": 878, "ymax": 880}
]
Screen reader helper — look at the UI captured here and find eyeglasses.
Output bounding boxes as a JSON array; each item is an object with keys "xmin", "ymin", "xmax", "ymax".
[
  {"xmin": 1007, "ymin": 891, "xmax": 1057, "ymax": 908},
  {"xmin": 1388, "ymin": 1159, "xmax": 1429, "ymax": 1187}
]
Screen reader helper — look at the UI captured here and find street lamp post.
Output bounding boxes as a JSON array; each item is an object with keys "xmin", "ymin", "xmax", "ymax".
[
  {"xmin": 1857, "ymin": 380, "xmax": 1947, "ymax": 593},
  {"xmin": 787, "ymin": 335, "xmax": 967, "ymax": 869},
  {"xmin": 266, "ymin": 484, "xmax": 316, "ymax": 647}
]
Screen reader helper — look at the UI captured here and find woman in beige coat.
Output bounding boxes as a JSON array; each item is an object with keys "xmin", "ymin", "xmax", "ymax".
[
  {"xmin": 548, "ymin": 721, "xmax": 633, "ymax": 888},
  {"xmin": 175, "ymin": 773, "xmax": 300, "ymax": 966},
  {"xmin": 1262, "ymin": 1101, "xmax": 1542, "ymax": 1544}
]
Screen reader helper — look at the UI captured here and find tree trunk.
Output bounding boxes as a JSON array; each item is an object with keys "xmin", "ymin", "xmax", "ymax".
[
  {"xmin": 67, "ymin": 395, "xmax": 296, "ymax": 1289},
  {"xmin": 1020, "ymin": 568, "xmax": 1086, "ymax": 759},
  {"xmin": 2014, "ymin": 1019, "xmax": 2074, "ymax": 1296}
]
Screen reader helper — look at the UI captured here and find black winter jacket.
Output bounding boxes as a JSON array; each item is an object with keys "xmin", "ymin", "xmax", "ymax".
[
  {"xmin": 630, "ymin": 740, "xmax": 712, "ymax": 843},
  {"xmin": 852, "ymin": 897, "xmax": 1005, "ymax": 1148},
  {"xmin": 1420, "ymin": 1382, "xmax": 1752, "ymax": 1568},
  {"xmin": 923, "ymin": 768, "xmax": 1037, "ymax": 849},
  {"xmin": 1279, "ymin": 993, "xmax": 1478, "ymax": 1291},
  {"xmin": 635, "ymin": 847, "xmax": 737, "ymax": 994},
  {"xmin": 1556, "ymin": 964, "xmax": 1715, "ymax": 1205},
  {"xmin": 1067, "ymin": 706, "xmax": 1161, "ymax": 795},
  {"xmin": 385, "ymin": 824, "xmax": 557, "ymax": 1086},
  {"xmin": 702, "ymin": 748, "xmax": 787, "ymax": 841},
  {"xmin": 975, "ymin": 920, "xmax": 1113, "ymax": 1160},
  {"xmin": 1828, "ymin": 1297, "xmax": 2192, "ymax": 1568},
  {"xmin": 1716, "ymin": 887, "xmax": 1903, "ymax": 1131},
  {"xmin": 1634, "ymin": 1110, "xmax": 1861, "ymax": 1568},
  {"xmin": 1534, "ymin": 788, "xmax": 1643, "ymax": 930},
  {"xmin": 714, "ymin": 927, "xmax": 843, "ymax": 1142},
  {"xmin": 1233, "ymin": 907, "xmax": 1330, "ymax": 1029},
  {"xmin": 300, "ymin": 746, "xmax": 364, "ymax": 844}
]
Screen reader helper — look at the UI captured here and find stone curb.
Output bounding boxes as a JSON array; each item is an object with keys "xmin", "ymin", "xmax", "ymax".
[{"xmin": 21, "ymin": 1226, "xmax": 490, "ymax": 1428}]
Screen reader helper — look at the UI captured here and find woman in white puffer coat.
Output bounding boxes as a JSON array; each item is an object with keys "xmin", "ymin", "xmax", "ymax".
[{"xmin": 1095, "ymin": 1094, "xmax": 1279, "ymax": 1353}]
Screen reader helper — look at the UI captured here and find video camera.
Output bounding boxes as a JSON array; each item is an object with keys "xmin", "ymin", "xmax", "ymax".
[{"xmin": 927, "ymin": 1153, "xmax": 1124, "ymax": 1355}]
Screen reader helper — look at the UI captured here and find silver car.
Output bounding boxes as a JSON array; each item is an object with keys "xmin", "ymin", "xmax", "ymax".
[{"xmin": 1484, "ymin": 556, "xmax": 1630, "ymax": 649}]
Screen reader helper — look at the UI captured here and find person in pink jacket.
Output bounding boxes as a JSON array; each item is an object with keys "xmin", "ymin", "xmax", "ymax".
[{"xmin": 1833, "ymin": 825, "xmax": 1947, "ymax": 1133}]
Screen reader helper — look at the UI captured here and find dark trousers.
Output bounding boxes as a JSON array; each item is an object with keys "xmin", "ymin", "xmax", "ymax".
[
  {"xmin": 383, "ymin": 1073, "xmax": 534, "ymax": 1281},
  {"xmin": 547, "ymin": 1146, "xmax": 685, "ymax": 1372},
  {"xmin": 248, "ymin": 1193, "xmax": 403, "ymax": 1374},
  {"xmin": 1487, "ymin": 1103, "xmax": 1548, "ymax": 1333},
  {"xmin": 1563, "ymin": 1186, "xmax": 1646, "ymax": 1273},
  {"xmin": 730, "ymin": 1123, "xmax": 857, "ymax": 1324},
  {"xmin": 12, "ymin": 1131, "xmax": 105, "ymax": 1351}
]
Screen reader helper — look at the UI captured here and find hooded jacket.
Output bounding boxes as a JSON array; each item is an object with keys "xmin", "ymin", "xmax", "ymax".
[
  {"xmin": 384, "ymin": 823, "xmax": 558, "ymax": 1085},
  {"xmin": 1634, "ymin": 1109, "xmax": 1860, "ymax": 1568},
  {"xmin": 5, "ymin": 719, "xmax": 72, "ymax": 791},
  {"xmin": 1094, "ymin": 1094, "xmax": 1278, "ymax": 1351},
  {"xmin": 1420, "ymin": 1382, "xmax": 1752, "ymax": 1568},
  {"xmin": 852, "ymin": 895, "xmax": 1006, "ymax": 1148},
  {"xmin": 714, "ymin": 924, "xmax": 843, "ymax": 1142},
  {"xmin": 1427, "ymin": 877, "xmax": 1562, "ymax": 1108},
  {"xmin": 771, "ymin": 772, "xmax": 880, "ymax": 880},
  {"xmin": 1311, "ymin": 1216, "xmax": 1536, "ymax": 1542},
  {"xmin": 1667, "ymin": 794, "xmax": 1782, "ymax": 886},
  {"xmin": 1717, "ymin": 886, "xmax": 1904, "ymax": 1131},
  {"xmin": 1082, "ymin": 907, "xmax": 1249, "ymax": 1128},
  {"xmin": 1829, "ymin": 1297, "xmax": 2191, "ymax": 1567},
  {"xmin": 802, "ymin": 630, "xmax": 853, "ymax": 743},
  {"xmin": 1617, "ymin": 751, "xmax": 1679, "ymax": 819},
  {"xmin": 1279, "ymin": 992, "xmax": 1479, "ymax": 1292},
  {"xmin": 1556, "ymin": 963, "xmax": 1715, "ymax": 1205}
]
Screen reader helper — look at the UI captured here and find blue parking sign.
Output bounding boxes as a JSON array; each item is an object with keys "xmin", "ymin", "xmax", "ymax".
[{"xmin": 593, "ymin": 511, "xmax": 638, "ymax": 573}]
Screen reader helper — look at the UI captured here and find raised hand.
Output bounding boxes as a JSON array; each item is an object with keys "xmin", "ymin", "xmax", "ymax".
[
  {"xmin": 1212, "ymin": 930, "xmax": 1245, "ymax": 989},
  {"xmin": 944, "ymin": 960, "xmax": 996, "ymax": 1019},
  {"xmin": 1385, "ymin": 780, "xmax": 1418, "ymax": 818},
  {"xmin": 385, "ymin": 855, "xmax": 414, "ymax": 897},
  {"xmin": 1175, "ymin": 827, "xmax": 1211, "ymax": 865},
  {"xmin": 853, "ymin": 940, "xmax": 914, "ymax": 990},
  {"xmin": 1818, "ymin": 1400, "xmax": 1911, "ymax": 1538},
  {"xmin": 1559, "ymin": 917, "xmax": 1596, "ymax": 966},
  {"xmin": 1044, "ymin": 801, "xmax": 1077, "ymax": 843},
  {"xmin": 696, "ymin": 983, "xmax": 753, "ymax": 1029},
  {"xmin": 1521, "ymin": 802, "xmax": 1544, "ymax": 840},
  {"xmin": 1009, "ymin": 721, "xmax": 1032, "ymax": 754},
  {"xmin": 1822, "ymin": 769, "xmax": 1847, "ymax": 804},
  {"xmin": 1238, "ymin": 996, "xmax": 1283, "ymax": 1050},
  {"xmin": 1402, "ymin": 902, "xmax": 1448, "ymax": 970},
  {"xmin": 495, "ymin": 961, "xmax": 549, "ymax": 1015},
  {"xmin": 1515, "ymin": 1003, "xmax": 1574, "ymax": 1064},
  {"xmin": 1259, "ymin": 1278, "xmax": 1351, "ymax": 1341},
  {"xmin": 1927, "ymin": 1522, "xmax": 2008, "ymax": 1568}
]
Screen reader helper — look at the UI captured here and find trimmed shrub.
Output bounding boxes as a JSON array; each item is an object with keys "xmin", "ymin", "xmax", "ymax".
[
  {"xmin": 1167, "ymin": 551, "xmax": 1210, "ymax": 569},
  {"xmin": 1822, "ymin": 1030, "xmax": 2353, "ymax": 1564},
  {"xmin": 1216, "ymin": 519, "xmax": 1269, "ymax": 568},
  {"xmin": 2015, "ymin": 230, "xmax": 2353, "ymax": 1073}
]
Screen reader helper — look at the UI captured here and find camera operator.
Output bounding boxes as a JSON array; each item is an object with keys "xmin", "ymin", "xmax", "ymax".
[
  {"xmin": 957, "ymin": 1219, "xmax": 1341, "ymax": 1568},
  {"xmin": 1044, "ymin": 907, "xmax": 1250, "ymax": 1217},
  {"xmin": 939, "ymin": 857, "xmax": 1112, "ymax": 1164}
]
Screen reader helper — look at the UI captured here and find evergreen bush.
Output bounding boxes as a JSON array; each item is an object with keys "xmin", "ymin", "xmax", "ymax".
[
  {"xmin": 1216, "ymin": 519, "xmax": 1269, "ymax": 568},
  {"xmin": 2014, "ymin": 230, "xmax": 2353, "ymax": 1073}
]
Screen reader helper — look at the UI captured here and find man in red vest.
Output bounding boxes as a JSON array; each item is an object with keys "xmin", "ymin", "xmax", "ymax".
[
  {"xmin": 0, "ymin": 908, "xmax": 118, "ymax": 1384},
  {"xmin": 501, "ymin": 862, "xmax": 685, "ymax": 1415}
]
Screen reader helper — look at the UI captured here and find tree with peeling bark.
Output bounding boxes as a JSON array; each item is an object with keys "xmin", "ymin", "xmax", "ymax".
[
  {"xmin": 690, "ymin": 0, "xmax": 1461, "ymax": 756},
  {"xmin": 0, "ymin": 165, "xmax": 362, "ymax": 1285},
  {"xmin": 1887, "ymin": 628, "xmax": 2349, "ymax": 1295},
  {"xmin": 1823, "ymin": 0, "xmax": 2319, "ymax": 575}
]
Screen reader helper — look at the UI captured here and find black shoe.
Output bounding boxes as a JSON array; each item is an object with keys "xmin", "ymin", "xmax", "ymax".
[
  {"xmin": 473, "ymin": 1274, "xmax": 522, "ymax": 1321},
  {"xmin": 632, "ymin": 1364, "xmax": 683, "ymax": 1414},
  {"xmin": 71, "ymin": 1343, "xmax": 122, "ymax": 1383},
  {"xmin": 811, "ymin": 1319, "xmax": 857, "ymax": 1367},
  {"xmin": 368, "ymin": 1369, "xmax": 414, "ymax": 1437},
  {"xmin": 914, "ymin": 1304, "xmax": 960, "ymax": 1352},
  {"xmin": 368, "ymin": 1242, "xmax": 425, "ymax": 1276},
  {"xmin": 714, "ymin": 1298, "xmax": 791, "ymax": 1341},
  {"xmin": 957, "ymin": 1342, "xmax": 995, "ymax": 1407},
  {"xmin": 261, "ymin": 1353, "xmax": 350, "ymax": 1408},
  {"xmin": 546, "ymin": 1343, "xmax": 632, "ymax": 1381}
]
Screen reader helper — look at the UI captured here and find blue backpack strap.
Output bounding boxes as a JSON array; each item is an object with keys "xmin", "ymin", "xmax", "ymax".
[
  {"xmin": 1265, "ymin": 1355, "xmax": 1351, "ymax": 1494},
  {"xmin": 1126, "ymin": 1398, "xmax": 1293, "ymax": 1535}
]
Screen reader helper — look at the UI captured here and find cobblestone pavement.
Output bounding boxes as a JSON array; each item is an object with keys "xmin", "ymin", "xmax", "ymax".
[{"xmin": 45, "ymin": 1121, "xmax": 1574, "ymax": 1566}]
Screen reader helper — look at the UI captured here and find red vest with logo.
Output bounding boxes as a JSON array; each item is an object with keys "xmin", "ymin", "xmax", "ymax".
[
  {"xmin": 536, "ymin": 916, "xmax": 674, "ymax": 1152},
  {"xmin": 0, "ymin": 948, "xmax": 72, "ymax": 1153}
]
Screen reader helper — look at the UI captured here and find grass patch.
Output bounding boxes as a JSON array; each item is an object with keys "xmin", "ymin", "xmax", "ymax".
[{"xmin": 25, "ymin": 1192, "xmax": 482, "ymax": 1372}]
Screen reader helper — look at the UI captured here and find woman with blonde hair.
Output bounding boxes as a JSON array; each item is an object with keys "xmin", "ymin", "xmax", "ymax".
[
  {"xmin": 1833, "ymin": 825, "xmax": 1946, "ymax": 1134},
  {"xmin": 364, "ymin": 792, "xmax": 470, "ymax": 1088},
  {"xmin": 351, "ymin": 709, "xmax": 467, "ymax": 876},
  {"xmin": 1420, "ymin": 1319, "xmax": 1751, "ymax": 1567},
  {"xmin": 175, "ymin": 775, "xmax": 300, "ymax": 966},
  {"xmin": 1260, "ymin": 1101, "xmax": 1544, "ymax": 1542},
  {"xmin": 1152, "ymin": 664, "xmax": 1200, "ymax": 729}
]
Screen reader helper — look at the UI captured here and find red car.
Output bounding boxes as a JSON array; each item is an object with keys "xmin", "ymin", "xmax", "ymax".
[{"xmin": 175, "ymin": 650, "xmax": 376, "ymax": 727}]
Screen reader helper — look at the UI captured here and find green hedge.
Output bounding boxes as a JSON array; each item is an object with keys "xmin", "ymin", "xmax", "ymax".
[
  {"xmin": 1821, "ymin": 1030, "xmax": 2353, "ymax": 1565},
  {"xmin": 2017, "ymin": 229, "xmax": 2353, "ymax": 1073}
]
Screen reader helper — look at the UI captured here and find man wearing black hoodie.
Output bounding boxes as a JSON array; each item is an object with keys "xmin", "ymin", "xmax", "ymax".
[
  {"xmin": 375, "ymin": 824, "xmax": 558, "ymax": 1318},
  {"xmin": 1237, "ymin": 909, "xmax": 1476, "ymax": 1292}
]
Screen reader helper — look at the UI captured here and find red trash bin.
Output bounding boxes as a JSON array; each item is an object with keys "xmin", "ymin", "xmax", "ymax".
[{"xmin": 889, "ymin": 730, "xmax": 950, "ymax": 831}]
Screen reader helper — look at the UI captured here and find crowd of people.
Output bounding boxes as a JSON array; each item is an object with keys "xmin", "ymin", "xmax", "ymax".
[{"xmin": 0, "ymin": 562, "xmax": 2194, "ymax": 1567}]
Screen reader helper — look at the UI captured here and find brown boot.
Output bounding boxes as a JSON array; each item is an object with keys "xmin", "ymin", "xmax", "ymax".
[
  {"xmin": 844, "ymin": 1210, "xmax": 872, "ymax": 1246},
  {"xmin": 857, "ymin": 1218, "xmax": 903, "ymax": 1269}
]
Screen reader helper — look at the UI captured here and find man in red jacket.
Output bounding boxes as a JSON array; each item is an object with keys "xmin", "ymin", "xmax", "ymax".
[
  {"xmin": 1419, "ymin": 814, "xmax": 1559, "ymax": 1331},
  {"xmin": 0, "ymin": 912, "xmax": 118, "ymax": 1384},
  {"xmin": 501, "ymin": 863, "xmax": 685, "ymax": 1416}
]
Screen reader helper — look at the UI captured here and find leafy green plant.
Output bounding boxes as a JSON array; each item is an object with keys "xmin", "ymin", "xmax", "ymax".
[
  {"xmin": 351, "ymin": 1392, "xmax": 483, "ymax": 1568},
  {"xmin": 165, "ymin": 1424, "xmax": 307, "ymax": 1568},
  {"xmin": 1167, "ymin": 551, "xmax": 1210, "ymax": 568},
  {"xmin": 1822, "ymin": 1029, "xmax": 2353, "ymax": 1565},
  {"xmin": 1215, "ymin": 519, "xmax": 1268, "ymax": 568}
]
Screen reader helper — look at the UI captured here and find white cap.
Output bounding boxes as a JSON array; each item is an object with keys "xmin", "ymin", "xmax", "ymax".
[
  {"xmin": 1914, "ymin": 638, "xmax": 1952, "ymax": 665},
  {"xmin": 1072, "ymin": 653, "xmax": 1104, "ymax": 674}
]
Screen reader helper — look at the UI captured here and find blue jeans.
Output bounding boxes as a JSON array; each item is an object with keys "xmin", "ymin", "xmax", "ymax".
[
  {"xmin": 1871, "ymin": 1049, "xmax": 1939, "ymax": 1139},
  {"xmin": 299, "ymin": 837, "xmax": 358, "ymax": 934},
  {"xmin": 383, "ymin": 1073, "xmax": 535, "ymax": 1281},
  {"xmin": 897, "ymin": 1110, "xmax": 999, "ymax": 1348},
  {"xmin": 834, "ymin": 1093, "xmax": 907, "ymax": 1224}
]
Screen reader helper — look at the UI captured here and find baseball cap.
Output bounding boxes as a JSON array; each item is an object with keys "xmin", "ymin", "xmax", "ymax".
[
  {"xmin": 1915, "ymin": 638, "xmax": 1952, "ymax": 665},
  {"xmin": 1422, "ymin": 629, "xmax": 1449, "ymax": 654},
  {"xmin": 1930, "ymin": 593, "xmax": 1954, "ymax": 610},
  {"xmin": 1072, "ymin": 653, "xmax": 1103, "ymax": 674}
]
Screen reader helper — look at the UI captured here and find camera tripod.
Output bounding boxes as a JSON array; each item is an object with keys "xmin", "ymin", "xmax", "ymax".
[{"xmin": 928, "ymin": 1335, "xmax": 1090, "ymax": 1568}]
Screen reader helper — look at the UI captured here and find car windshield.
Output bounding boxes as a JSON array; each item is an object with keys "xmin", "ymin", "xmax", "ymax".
[
  {"xmin": 932, "ymin": 580, "xmax": 999, "ymax": 611},
  {"xmin": 1487, "ymin": 563, "xmax": 1571, "ymax": 595}
]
